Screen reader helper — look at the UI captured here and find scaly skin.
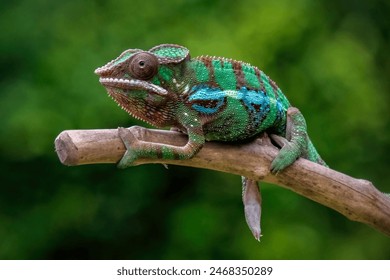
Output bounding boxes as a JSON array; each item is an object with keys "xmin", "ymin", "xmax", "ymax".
[{"xmin": 95, "ymin": 44, "xmax": 327, "ymax": 240}]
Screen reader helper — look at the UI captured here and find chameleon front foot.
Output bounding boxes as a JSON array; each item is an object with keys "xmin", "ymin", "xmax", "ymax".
[
  {"xmin": 242, "ymin": 177, "xmax": 262, "ymax": 241},
  {"xmin": 117, "ymin": 127, "xmax": 139, "ymax": 168}
]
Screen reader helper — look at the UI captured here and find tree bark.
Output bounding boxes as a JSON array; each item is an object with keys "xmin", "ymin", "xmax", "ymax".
[{"xmin": 54, "ymin": 126, "xmax": 390, "ymax": 237}]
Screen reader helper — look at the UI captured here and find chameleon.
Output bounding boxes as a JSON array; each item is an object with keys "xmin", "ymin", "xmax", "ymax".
[{"xmin": 94, "ymin": 44, "xmax": 327, "ymax": 241}]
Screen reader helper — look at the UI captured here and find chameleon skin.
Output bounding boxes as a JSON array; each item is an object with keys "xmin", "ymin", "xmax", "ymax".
[{"xmin": 95, "ymin": 44, "xmax": 327, "ymax": 240}]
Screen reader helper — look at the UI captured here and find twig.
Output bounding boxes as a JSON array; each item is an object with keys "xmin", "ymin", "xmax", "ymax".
[{"xmin": 54, "ymin": 126, "xmax": 390, "ymax": 236}]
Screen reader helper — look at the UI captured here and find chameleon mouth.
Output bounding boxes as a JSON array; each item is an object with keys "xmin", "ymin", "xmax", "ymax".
[{"xmin": 99, "ymin": 77, "xmax": 167, "ymax": 96}]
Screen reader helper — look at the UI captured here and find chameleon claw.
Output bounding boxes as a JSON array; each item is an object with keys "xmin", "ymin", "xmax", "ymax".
[
  {"xmin": 117, "ymin": 127, "xmax": 138, "ymax": 168},
  {"xmin": 271, "ymin": 150, "xmax": 301, "ymax": 174}
]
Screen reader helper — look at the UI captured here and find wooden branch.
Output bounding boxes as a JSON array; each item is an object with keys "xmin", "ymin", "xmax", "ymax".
[{"xmin": 54, "ymin": 127, "xmax": 390, "ymax": 236}]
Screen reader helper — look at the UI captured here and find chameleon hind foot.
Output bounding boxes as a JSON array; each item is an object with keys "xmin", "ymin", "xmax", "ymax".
[
  {"xmin": 269, "ymin": 134, "xmax": 301, "ymax": 173},
  {"xmin": 242, "ymin": 177, "xmax": 262, "ymax": 241},
  {"xmin": 270, "ymin": 107, "xmax": 308, "ymax": 173}
]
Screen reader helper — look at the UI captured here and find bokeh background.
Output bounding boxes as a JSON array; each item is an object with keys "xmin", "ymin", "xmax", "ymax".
[{"xmin": 1, "ymin": 0, "xmax": 389, "ymax": 259}]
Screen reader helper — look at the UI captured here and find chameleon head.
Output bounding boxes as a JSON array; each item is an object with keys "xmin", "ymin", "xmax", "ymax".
[{"xmin": 94, "ymin": 44, "xmax": 190, "ymax": 126}]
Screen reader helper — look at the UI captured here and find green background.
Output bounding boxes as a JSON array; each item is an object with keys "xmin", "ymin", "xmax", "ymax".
[{"xmin": 1, "ymin": 0, "xmax": 389, "ymax": 259}]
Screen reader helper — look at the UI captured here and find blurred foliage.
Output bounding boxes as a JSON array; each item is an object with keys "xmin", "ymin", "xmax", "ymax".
[{"xmin": 0, "ymin": 0, "xmax": 389, "ymax": 259}]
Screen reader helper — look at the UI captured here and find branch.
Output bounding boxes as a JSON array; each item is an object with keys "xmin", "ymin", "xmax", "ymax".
[{"xmin": 54, "ymin": 126, "xmax": 390, "ymax": 236}]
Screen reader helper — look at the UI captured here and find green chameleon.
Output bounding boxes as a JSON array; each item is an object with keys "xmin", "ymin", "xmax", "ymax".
[{"xmin": 95, "ymin": 44, "xmax": 327, "ymax": 240}]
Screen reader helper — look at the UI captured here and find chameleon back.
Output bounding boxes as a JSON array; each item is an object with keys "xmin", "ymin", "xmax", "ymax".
[{"xmin": 184, "ymin": 56, "xmax": 290, "ymax": 141}]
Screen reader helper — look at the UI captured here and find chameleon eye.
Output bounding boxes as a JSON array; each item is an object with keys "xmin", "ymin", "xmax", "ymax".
[{"xmin": 129, "ymin": 52, "xmax": 158, "ymax": 80}]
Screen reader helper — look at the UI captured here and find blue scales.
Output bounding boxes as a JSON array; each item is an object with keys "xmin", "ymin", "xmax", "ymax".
[{"xmin": 188, "ymin": 85, "xmax": 285, "ymax": 127}]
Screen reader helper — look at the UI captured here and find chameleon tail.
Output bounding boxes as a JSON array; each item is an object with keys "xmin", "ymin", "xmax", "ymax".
[
  {"xmin": 306, "ymin": 138, "xmax": 327, "ymax": 167},
  {"xmin": 242, "ymin": 177, "xmax": 262, "ymax": 241}
]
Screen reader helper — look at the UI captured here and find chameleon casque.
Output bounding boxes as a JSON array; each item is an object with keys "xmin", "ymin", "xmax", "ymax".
[{"xmin": 95, "ymin": 44, "xmax": 327, "ymax": 240}]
